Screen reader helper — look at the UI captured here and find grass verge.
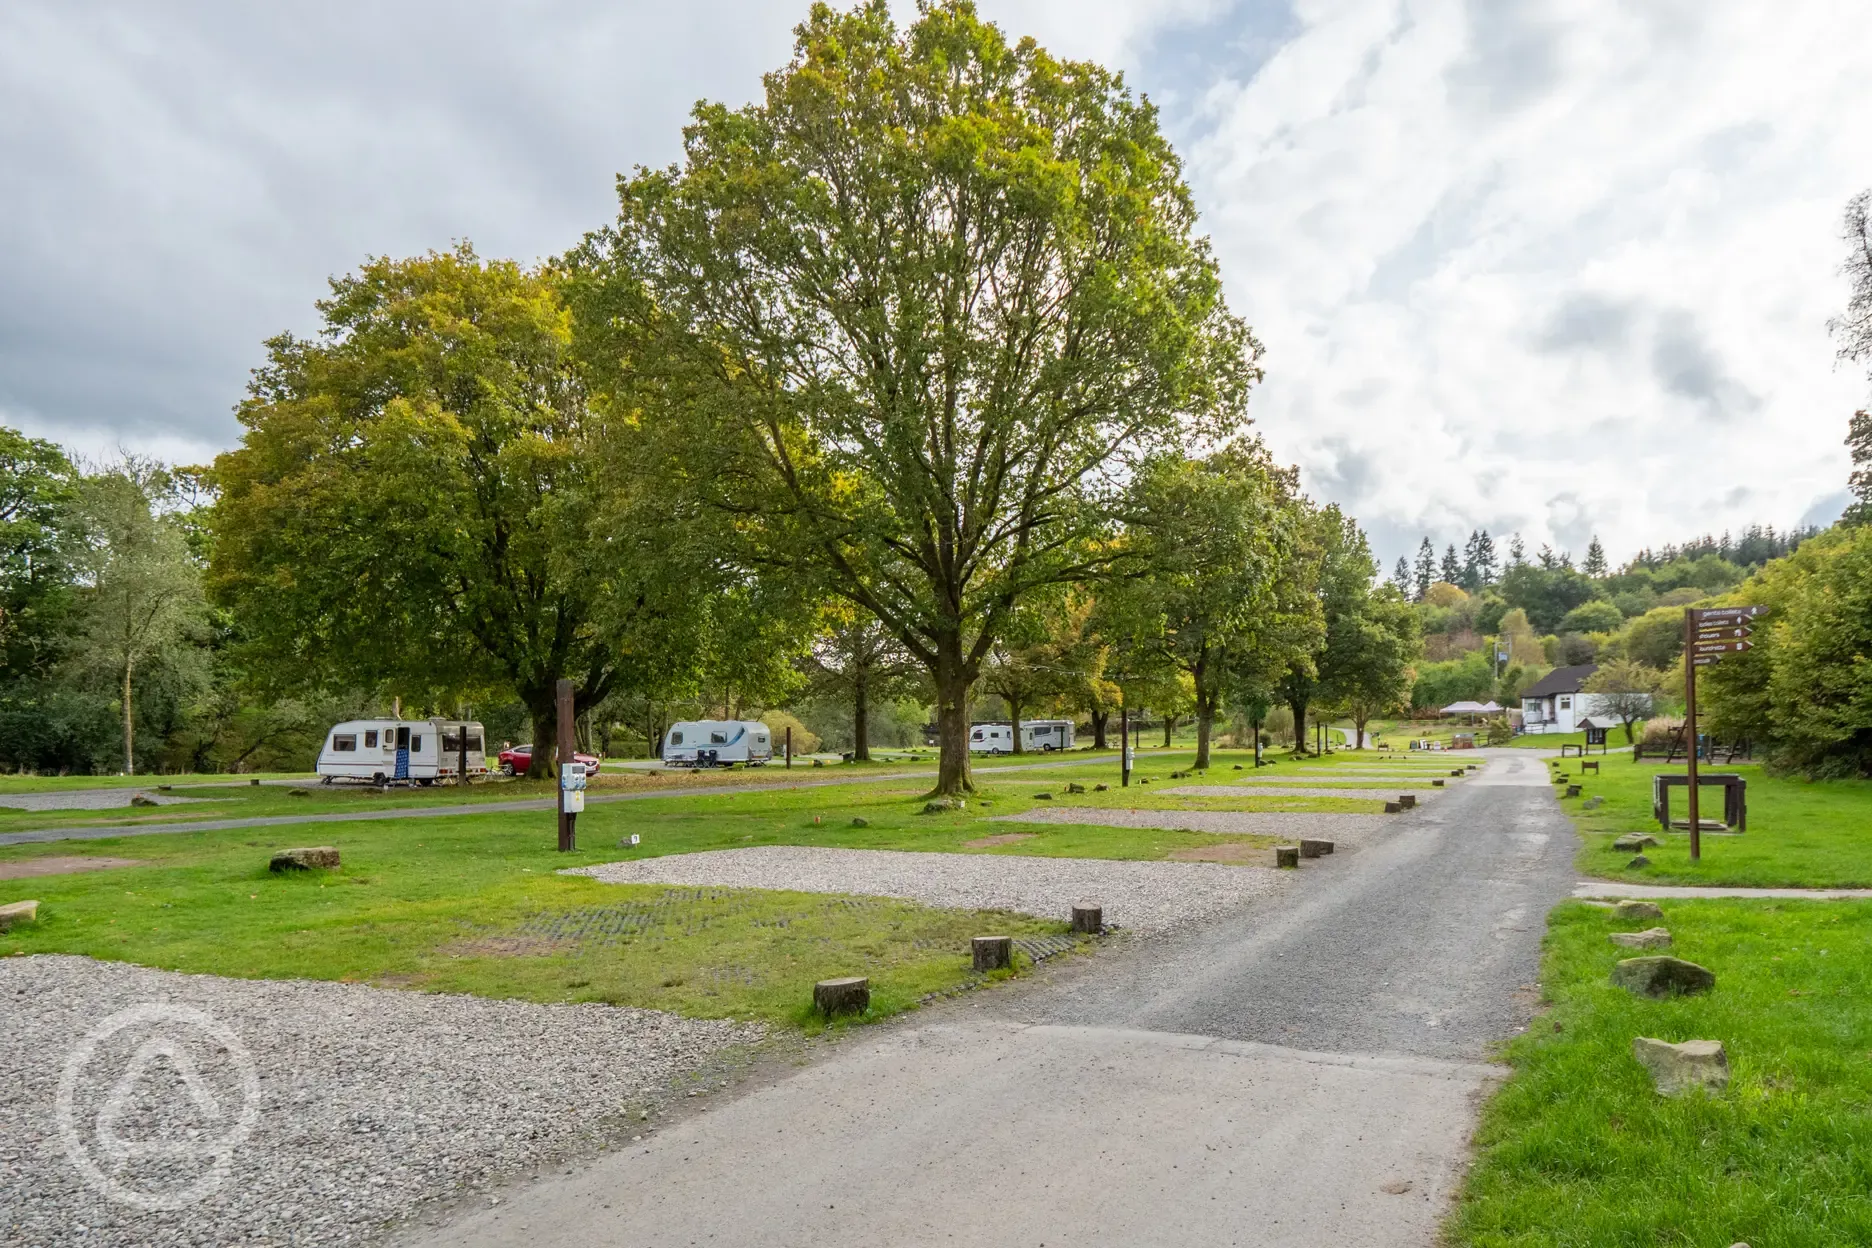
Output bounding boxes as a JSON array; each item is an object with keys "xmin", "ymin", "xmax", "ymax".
[{"xmin": 1449, "ymin": 899, "xmax": 1872, "ymax": 1246}]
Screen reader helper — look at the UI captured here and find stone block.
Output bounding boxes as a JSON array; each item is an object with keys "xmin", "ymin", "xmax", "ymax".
[
  {"xmin": 269, "ymin": 846, "xmax": 340, "ymax": 872},
  {"xmin": 1612, "ymin": 956, "xmax": 1716, "ymax": 999},
  {"xmin": 1633, "ymin": 1036, "xmax": 1729, "ymax": 1095},
  {"xmin": 1610, "ymin": 927, "xmax": 1671, "ymax": 950},
  {"xmin": 1612, "ymin": 833, "xmax": 1658, "ymax": 852},
  {"xmin": 1612, "ymin": 899, "xmax": 1664, "ymax": 920},
  {"xmin": 0, "ymin": 899, "xmax": 40, "ymax": 931}
]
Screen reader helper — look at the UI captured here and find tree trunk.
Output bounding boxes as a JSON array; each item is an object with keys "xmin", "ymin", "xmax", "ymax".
[
  {"xmin": 1353, "ymin": 715, "xmax": 1369, "ymax": 750},
  {"xmin": 853, "ymin": 672, "xmax": 872, "ymax": 762},
  {"xmin": 1162, "ymin": 714, "xmax": 1174, "ymax": 748},
  {"xmin": 1009, "ymin": 695, "xmax": 1024, "ymax": 755},
  {"xmin": 1251, "ymin": 715, "xmax": 1263, "ymax": 766},
  {"xmin": 1289, "ymin": 698, "xmax": 1309, "ymax": 754},
  {"xmin": 1193, "ymin": 679, "xmax": 1214, "ymax": 769},
  {"xmin": 1091, "ymin": 709, "xmax": 1108, "ymax": 750},
  {"xmin": 122, "ymin": 655, "xmax": 135, "ymax": 776},
  {"xmin": 528, "ymin": 699, "xmax": 557, "ymax": 779},
  {"xmin": 932, "ymin": 649, "xmax": 974, "ymax": 797}
]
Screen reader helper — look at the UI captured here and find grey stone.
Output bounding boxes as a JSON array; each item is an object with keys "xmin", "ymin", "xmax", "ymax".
[
  {"xmin": 921, "ymin": 798, "xmax": 965, "ymax": 814},
  {"xmin": 1627, "ymin": 855, "xmax": 1652, "ymax": 868},
  {"xmin": 1612, "ymin": 956, "xmax": 1715, "ymax": 999},
  {"xmin": 1612, "ymin": 899, "xmax": 1664, "ymax": 920},
  {"xmin": 1065, "ymin": 783, "xmax": 1086, "ymax": 795},
  {"xmin": 0, "ymin": 899, "xmax": 40, "ymax": 931},
  {"xmin": 129, "ymin": 793, "xmax": 159, "ymax": 807},
  {"xmin": 849, "ymin": 817, "xmax": 869, "ymax": 828},
  {"xmin": 1093, "ymin": 784, "xmax": 1109, "ymax": 792},
  {"xmin": 1033, "ymin": 793, "xmax": 1053, "ymax": 801},
  {"xmin": 270, "ymin": 846, "xmax": 340, "ymax": 871},
  {"xmin": 1632, "ymin": 1037, "xmax": 1729, "ymax": 1095},
  {"xmin": 1612, "ymin": 834, "xmax": 1659, "ymax": 853},
  {"xmin": 1609, "ymin": 927, "xmax": 1671, "ymax": 950}
]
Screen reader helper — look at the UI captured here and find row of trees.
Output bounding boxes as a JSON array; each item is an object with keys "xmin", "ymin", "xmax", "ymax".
[{"xmin": 194, "ymin": 3, "xmax": 1418, "ymax": 793}]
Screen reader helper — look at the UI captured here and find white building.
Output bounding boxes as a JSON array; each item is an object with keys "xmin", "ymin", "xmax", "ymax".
[{"xmin": 1519, "ymin": 664, "xmax": 1651, "ymax": 734}]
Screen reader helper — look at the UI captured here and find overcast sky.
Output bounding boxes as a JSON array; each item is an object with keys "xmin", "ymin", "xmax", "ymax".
[{"xmin": 4, "ymin": 0, "xmax": 1869, "ymax": 567}]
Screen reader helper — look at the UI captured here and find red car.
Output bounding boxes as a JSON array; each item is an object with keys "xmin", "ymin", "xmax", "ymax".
[{"xmin": 497, "ymin": 744, "xmax": 601, "ymax": 777}]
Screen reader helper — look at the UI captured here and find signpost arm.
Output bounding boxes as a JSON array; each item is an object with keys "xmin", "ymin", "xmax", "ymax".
[
  {"xmin": 1683, "ymin": 609, "xmax": 1700, "ymax": 862},
  {"xmin": 556, "ymin": 678, "xmax": 577, "ymax": 852}
]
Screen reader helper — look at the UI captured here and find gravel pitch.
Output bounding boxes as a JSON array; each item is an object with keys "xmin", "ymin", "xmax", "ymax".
[
  {"xmin": 567, "ymin": 846, "xmax": 1285, "ymax": 934},
  {"xmin": 0, "ymin": 955, "xmax": 762, "ymax": 1248},
  {"xmin": 1162, "ymin": 785, "xmax": 1443, "ymax": 800},
  {"xmin": 991, "ymin": 806, "xmax": 1397, "ymax": 846}
]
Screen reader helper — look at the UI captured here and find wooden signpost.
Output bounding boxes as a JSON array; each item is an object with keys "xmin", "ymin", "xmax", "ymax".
[
  {"xmin": 1681, "ymin": 605, "xmax": 1763, "ymax": 860},
  {"xmin": 556, "ymin": 678, "xmax": 579, "ymax": 852}
]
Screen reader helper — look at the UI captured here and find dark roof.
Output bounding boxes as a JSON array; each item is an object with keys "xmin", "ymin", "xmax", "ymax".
[{"xmin": 1522, "ymin": 664, "xmax": 1598, "ymax": 697}]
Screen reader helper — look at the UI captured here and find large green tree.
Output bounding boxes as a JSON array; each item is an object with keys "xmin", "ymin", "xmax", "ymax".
[
  {"xmin": 210, "ymin": 247, "xmax": 705, "ymax": 776},
  {"xmin": 1330, "ymin": 584, "xmax": 1419, "ymax": 748},
  {"xmin": 578, "ymin": 1, "xmax": 1256, "ymax": 794},
  {"xmin": 1117, "ymin": 443, "xmax": 1304, "ymax": 769},
  {"xmin": 1279, "ymin": 504, "xmax": 1377, "ymax": 755}
]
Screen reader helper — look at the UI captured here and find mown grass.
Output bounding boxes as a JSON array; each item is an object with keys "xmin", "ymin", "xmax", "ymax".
[
  {"xmin": 1449, "ymin": 899, "xmax": 1872, "ymax": 1246},
  {"xmin": 1548, "ymin": 751, "xmax": 1872, "ymax": 888}
]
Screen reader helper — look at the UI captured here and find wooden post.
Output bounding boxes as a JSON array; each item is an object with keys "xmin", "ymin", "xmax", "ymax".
[
  {"xmin": 557, "ymin": 678, "xmax": 577, "ymax": 853},
  {"xmin": 813, "ymin": 977, "xmax": 869, "ymax": 1016},
  {"xmin": 972, "ymin": 936, "xmax": 1013, "ymax": 971},
  {"xmin": 785, "ymin": 725, "xmax": 792, "ymax": 769},
  {"xmin": 458, "ymin": 714, "xmax": 470, "ymax": 787},
  {"xmin": 1683, "ymin": 608, "xmax": 1700, "ymax": 861},
  {"xmin": 1120, "ymin": 706, "xmax": 1130, "ymax": 788},
  {"xmin": 1071, "ymin": 904, "xmax": 1103, "ymax": 934}
]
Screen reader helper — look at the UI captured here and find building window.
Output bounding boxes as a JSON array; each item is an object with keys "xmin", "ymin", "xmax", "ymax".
[{"xmin": 1558, "ymin": 697, "xmax": 1571, "ymax": 710}]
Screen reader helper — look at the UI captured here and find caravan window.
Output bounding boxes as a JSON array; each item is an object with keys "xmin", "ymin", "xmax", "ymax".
[
  {"xmin": 971, "ymin": 729, "xmax": 983, "ymax": 741},
  {"xmin": 466, "ymin": 734, "xmax": 482, "ymax": 753},
  {"xmin": 364, "ymin": 730, "xmax": 378, "ymax": 748},
  {"xmin": 410, "ymin": 735, "xmax": 423, "ymax": 752},
  {"xmin": 755, "ymin": 734, "xmax": 768, "ymax": 745},
  {"xmin": 710, "ymin": 731, "xmax": 728, "ymax": 744},
  {"xmin": 332, "ymin": 733, "xmax": 357, "ymax": 752},
  {"xmin": 670, "ymin": 731, "xmax": 684, "ymax": 745}
]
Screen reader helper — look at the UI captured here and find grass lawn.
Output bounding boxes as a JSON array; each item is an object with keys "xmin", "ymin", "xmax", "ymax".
[
  {"xmin": 1549, "ymin": 751, "xmax": 1872, "ymax": 888},
  {"xmin": 1449, "ymin": 899, "xmax": 1872, "ymax": 1246},
  {"xmin": 0, "ymin": 752, "xmax": 1365, "ymax": 1024}
]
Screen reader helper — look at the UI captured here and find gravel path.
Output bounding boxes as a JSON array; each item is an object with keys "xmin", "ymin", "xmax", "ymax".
[
  {"xmin": 567, "ymin": 846, "xmax": 1285, "ymax": 934},
  {"xmin": 0, "ymin": 791, "xmax": 222, "ymax": 812},
  {"xmin": 991, "ymin": 806, "xmax": 1397, "ymax": 847},
  {"xmin": 1161, "ymin": 784, "xmax": 1444, "ymax": 800},
  {"xmin": 0, "ymin": 956, "xmax": 762, "ymax": 1248}
]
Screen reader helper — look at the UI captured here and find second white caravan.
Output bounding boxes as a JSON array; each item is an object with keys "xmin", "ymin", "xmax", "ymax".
[{"xmin": 662, "ymin": 720, "xmax": 774, "ymax": 767}]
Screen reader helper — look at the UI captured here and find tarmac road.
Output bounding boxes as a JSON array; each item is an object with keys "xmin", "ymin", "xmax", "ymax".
[{"xmin": 399, "ymin": 751, "xmax": 1576, "ymax": 1248}]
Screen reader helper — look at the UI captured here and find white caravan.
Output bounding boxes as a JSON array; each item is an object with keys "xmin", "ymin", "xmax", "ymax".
[
  {"xmin": 316, "ymin": 719, "xmax": 487, "ymax": 785},
  {"xmin": 968, "ymin": 723, "xmax": 1015, "ymax": 753},
  {"xmin": 1022, "ymin": 719, "xmax": 1076, "ymax": 751},
  {"xmin": 662, "ymin": 720, "xmax": 774, "ymax": 768}
]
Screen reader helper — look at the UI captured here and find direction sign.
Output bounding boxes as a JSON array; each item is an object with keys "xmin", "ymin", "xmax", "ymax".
[
  {"xmin": 1693, "ymin": 605, "xmax": 1765, "ymax": 621},
  {"xmin": 1693, "ymin": 656, "xmax": 1724, "ymax": 667},
  {"xmin": 1696, "ymin": 626, "xmax": 1751, "ymax": 641},
  {"xmin": 1691, "ymin": 639, "xmax": 1752, "ymax": 655}
]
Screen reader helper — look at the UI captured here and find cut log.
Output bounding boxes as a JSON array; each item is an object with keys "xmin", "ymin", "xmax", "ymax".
[
  {"xmin": 1071, "ymin": 904, "xmax": 1103, "ymax": 934},
  {"xmin": 1275, "ymin": 845, "xmax": 1300, "ymax": 868},
  {"xmin": 1299, "ymin": 838, "xmax": 1334, "ymax": 858},
  {"xmin": 1398, "ymin": 794, "xmax": 1417, "ymax": 808},
  {"xmin": 972, "ymin": 936, "xmax": 1014, "ymax": 972},
  {"xmin": 1384, "ymin": 801, "xmax": 1402, "ymax": 813},
  {"xmin": 269, "ymin": 846, "xmax": 340, "ymax": 872},
  {"xmin": 813, "ymin": 976, "xmax": 870, "ymax": 1016},
  {"xmin": 1431, "ymin": 779, "xmax": 1445, "ymax": 787}
]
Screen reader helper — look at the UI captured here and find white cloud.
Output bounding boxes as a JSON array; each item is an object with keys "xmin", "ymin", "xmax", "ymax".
[
  {"xmin": 3, "ymin": 0, "xmax": 1869, "ymax": 564},
  {"xmin": 1176, "ymin": 0, "xmax": 1872, "ymax": 563}
]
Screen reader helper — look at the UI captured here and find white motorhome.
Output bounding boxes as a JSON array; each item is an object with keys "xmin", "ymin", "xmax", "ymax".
[
  {"xmin": 662, "ymin": 720, "xmax": 773, "ymax": 768},
  {"xmin": 316, "ymin": 719, "xmax": 487, "ymax": 785},
  {"xmin": 1022, "ymin": 719, "xmax": 1076, "ymax": 751}
]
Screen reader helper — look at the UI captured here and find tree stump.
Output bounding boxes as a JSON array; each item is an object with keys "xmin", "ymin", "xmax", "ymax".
[
  {"xmin": 1275, "ymin": 845, "xmax": 1300, "ymax": 868},
  {"xmin": 1398, "ymin": 794, "xmax": 1417, "ymax": 808},
  {"xmin": 1384, "ymin": 801, "xmax": 1402, "ymax": 813},
  {"xmin": 1071, "ymin": 904, "xmax": 1103, "ymax": 934},
  {"xmin": 1450, "ymin": 769, "xmax": 1463, "ymax": 777},
  {"xmin": 813, "ymin": 976, "xmax": 870, "ymax": 1016},
  {"xmin": 972, "ymin": 936, "xmax": 1014, "ymax": 971},
  {"xmin": 1299, "ymin": 838, "xmax": 1334, "ymax": 858}
]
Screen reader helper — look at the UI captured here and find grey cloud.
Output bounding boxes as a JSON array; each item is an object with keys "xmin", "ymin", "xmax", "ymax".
[
  {"xmin": 1536, "ymin": 294, "xmax": 1635, "ymax": 354},
  {"xmin": 1650, "ymin": 311, "xmax": 1761, "ymax": 417},
  {"xmin": 1444, "ymin": 0, "xmax": 1561, "ymax": 114}
]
